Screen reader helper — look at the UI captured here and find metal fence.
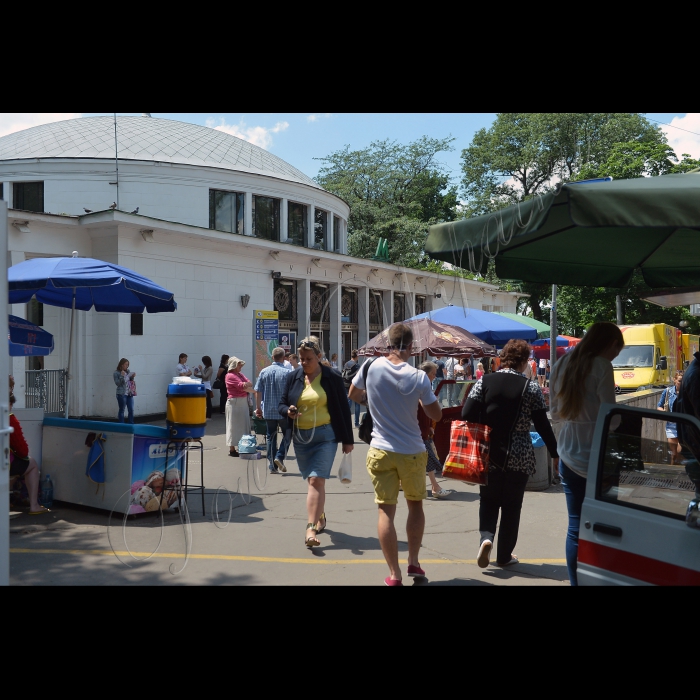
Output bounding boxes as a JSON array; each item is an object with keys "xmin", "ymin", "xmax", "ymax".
[{"xmin": 25, "ymin": 369, "xmax": 66, "ymax": 414}]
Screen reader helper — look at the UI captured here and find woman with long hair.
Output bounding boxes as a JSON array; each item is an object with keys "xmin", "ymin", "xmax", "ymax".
[
  {"xmin": 462, "ymin": 339, "xmax": 558, "ymax": 569},
  {"xmin": 279, "ymin": 336, "xmax": 354, "ymax": 548},
  {"xmin": 216, "ymin": 354, "xmax": 230, "ymax": 415},
  {"xmin": 198, "ymin": 355, "xmax": 214, "ymax": 419},
  {"xmin": 549, "ymin": 321, "xmax": 625, "ymax": 586},
  {"xmin": 114, "ymin": 358, "xmax": 136, "ymax": 423}
]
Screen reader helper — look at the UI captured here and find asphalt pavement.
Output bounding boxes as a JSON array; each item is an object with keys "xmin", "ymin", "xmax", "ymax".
[{"xmin": 9, "ymin": 413, "xmax": 570, "ymax": 586}]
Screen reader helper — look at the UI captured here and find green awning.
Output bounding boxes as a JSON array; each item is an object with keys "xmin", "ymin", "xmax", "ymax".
[
  {"xmin": 494, "ymin": 312, "xmax": 550, "ymax": 338},
  {"xmin": 425, "ymin": 173, "xmax": 700, "ymax": 289}
]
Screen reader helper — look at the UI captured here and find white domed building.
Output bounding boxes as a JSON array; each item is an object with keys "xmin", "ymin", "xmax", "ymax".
[{"xmin": 1, "ymin": 115, "xmax": 521, "ymax": 418}]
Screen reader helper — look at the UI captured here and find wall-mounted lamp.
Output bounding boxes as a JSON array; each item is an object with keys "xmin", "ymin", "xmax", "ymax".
[
  {"xmin": 241, "ymin": 294, "xmax": 250, "ymax": 308},
  {"xmin": 680, "ymin": 320, "xmax": 689, "ymax": 328},
  {"xmin": 12, "ymin": 220, "xmax": 30, "ymax": 233},
  {"xmin": 312, "ymin": 258, "xmax": 321, "ymax": 267},
  {"xmin": 269, "ymin": 250, "xmax": 280, "ymax": 260},
  {"xmin": 271, "ymin": 271, "xmax": 282, "ymax": 279},
  {"xmin": 434, "ymin": 293, "xmax": 442, "ymax": 299},
  {"xmin": 140, "ymin": 229, "xmax": 154, "ymax": 242}
]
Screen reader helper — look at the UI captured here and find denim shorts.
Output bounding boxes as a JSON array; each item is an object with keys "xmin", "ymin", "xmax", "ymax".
[{"xmin": 293, "ymin": 423, "xmax": 338, "ymax": 480}]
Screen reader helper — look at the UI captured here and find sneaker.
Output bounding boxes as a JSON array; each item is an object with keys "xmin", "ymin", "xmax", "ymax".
[
  {"xmin": 269, "ymin": 466, "xmax": 280, "ymax": 474},
  {"xmin": 477, "ymin": 540, "xmax": 492, "ymax": 569},
  {"xmin": 407, "ymin": 564, "xmax": 426, "ymax": 578},
  {"xmin": 273, "ymin": 458, "xmax": 287, "ymax": 473},
  {"xmin": 384, "ymin": 576, "xmax": 403, "ymax": 586}
]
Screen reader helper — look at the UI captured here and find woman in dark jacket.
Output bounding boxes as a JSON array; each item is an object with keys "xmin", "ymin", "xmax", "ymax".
[
  {"xmin": 279, "ymin": 335, "xmax": 354, "ymax": 548},
  {"xmin": 461, "ymin": 339, "xmax": 558, "ymax": 569}
]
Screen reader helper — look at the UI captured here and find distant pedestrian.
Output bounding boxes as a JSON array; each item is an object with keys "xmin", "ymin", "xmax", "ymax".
[
  {"xmin": 279, "ymin": 336, "xmax": 354, "ymax": 548},
  {"xmin": 462, "ymin": 339, "xmax": 558, "ymax": 570},
  {"xmin": 657, "ymin": 370, "xmax": 684, "ymax": 465},
  {"xmin": 254, "ymin": 347, "xmax": 292, "ymax": 474},
  {"xmin": 288, "ymin": 353, "xmax": 300, "ymax": 369},
  {"xmin": 225, "ymin": 357, "xmax": 255, "ymax": 457},
  {"xmin": 350, "ymin": 323, "xmax": 442, "ymax": 586},
  {"xmin": 330, "ymin": 353, "xmax": 339, "ymax": 369},
  {"xmin": 434, "ymin": 358, "xmax": 445, "ymax": 391},
  {"xmin": 343, "ymin": 350, "xmax": 361, "ymax": 427},
  {"xmin": 538, "ymin": 357, "xmax": 547, "ymax": 387},
  {"xmin": 283, "ymin": 353, "xmax": 293, "ymax": 370},
  {"xmin": 418, "ymin": 361, "xmax": 451, "ymax": 499},
  {"xmin": 549, "ymin": 322, "xmax": 624, "ymax": 586},
  {"xmin": 476, "ymin": 362, "xmax": 484, "ymax": 380},
  {"xmin": 176, "ymin": 353, "xmax": 192, "ymax": 377},
  {"xmin": 196, "ymin": 356, "xmax": 214, "ymax": 419},
  {"xmin": 444, "ymin": 355, "xmax": 457, "ymax": 405},
  {"xmin": 216, "ymin": 354, "xmax": 229, "ymax": 415},
  {"xmin": 114, "ymin": 357, "xmax": 136, "ymax": 423}
]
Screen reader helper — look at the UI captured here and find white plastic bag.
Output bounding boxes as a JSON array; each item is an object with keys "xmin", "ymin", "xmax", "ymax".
[{"xmin": 338, "ymin": 452, "xmax": 353, "ymax": 484}]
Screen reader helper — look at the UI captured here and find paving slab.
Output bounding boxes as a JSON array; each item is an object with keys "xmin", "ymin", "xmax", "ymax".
[{"xmin": 10, "ymin": 413, "xmax": 570, "ymax": 585}]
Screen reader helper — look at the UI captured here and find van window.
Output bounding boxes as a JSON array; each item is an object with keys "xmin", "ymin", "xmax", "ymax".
[
  {"xmin": 597, "ymin": 408, "xmax": 700, "ymax": 520},
  {"xmin": 612, "ymin": 345, "xmax": 654, "ymax": 368}
]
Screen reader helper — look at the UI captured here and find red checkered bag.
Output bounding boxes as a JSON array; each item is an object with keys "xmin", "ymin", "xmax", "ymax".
[{"xmin": 442, "ymin": 420, "xmax": 491, "ymax": 485}]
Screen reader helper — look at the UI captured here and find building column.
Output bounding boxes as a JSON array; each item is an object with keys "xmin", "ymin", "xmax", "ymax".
[
  {"xmin": 358, "ymin": 285, "xmax": 370, "ymax": 351},
  {"xmin": 307, "ymin": 204, "xmax": 316, "ymax": 248},
  {"xmin": 280, "ymin": 198, "xmax": 288, "ymax": 242},
  {"xmin": 298, "ymin": 277, "xmax": 311, "ymax": 340},
  {"xmin": 329, "ymin": 283, "xmax": 341, "ymax": 364},
  {"xmin": 2, "ymin": 182, "xmax": 10, "ymax": 206},
  {"xmin": 245, "ymin": 192, "xmax": 253, "ymax": 236},
  {"xmin": 382, "ymin": 290, "xmax": 393, "ymax": 330}
]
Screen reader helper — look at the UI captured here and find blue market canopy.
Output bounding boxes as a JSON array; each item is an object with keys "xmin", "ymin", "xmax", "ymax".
[
  {"xmin": 8, "ymin": 314, "xmax": 54, "ymax": 357},
  {"xmin": 8, "ymin": 256, "xmax": 177, "ymax": 313},
  {"xmin": 407, "ymin": 306, "xmax": 537, "ymax": 346}
]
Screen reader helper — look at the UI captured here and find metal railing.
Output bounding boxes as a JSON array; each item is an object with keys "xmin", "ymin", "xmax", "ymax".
[{"xmin": 25, "ymin": 369, "xmax": 66, "ymax": 414}]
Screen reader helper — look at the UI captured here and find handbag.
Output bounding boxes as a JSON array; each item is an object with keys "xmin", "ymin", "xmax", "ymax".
[
  {"xmin": 338, "ymin": 451, "xmax": 353, "ymax": 484},
  {"xmin": 357, "ymin": 359, "xmax": 375, "ymax": 445},
  {"xmin": 128, "ymin": 379, "xmax": 137, "ymax": 396},
  {"xmin": 442, "ymin": 420, "xmax": 491, "ymax": 485},
  {"xmin": 238, "ymin": 433, "xmax": 257, "ymax": 454},
  {"xmin": 212, "ymin": 376, "xmax": 224, "ymax": 390}
]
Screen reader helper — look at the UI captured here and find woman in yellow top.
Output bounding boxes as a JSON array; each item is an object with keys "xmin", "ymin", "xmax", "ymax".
[{"xmin": 279, "ymin": 336, "xmax": 354, "ymax": 548}]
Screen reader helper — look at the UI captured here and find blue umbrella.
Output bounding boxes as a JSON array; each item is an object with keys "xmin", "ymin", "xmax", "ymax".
[
  {"xmin": 8, "ymin": 254, "xmax": 177, "ymax": 417},
  {"xmin": 407, "ymin": 305, "xmax": 537, "ymax": 346},
  {"xmin": 8, "ymin": 314, "xmax": 54, "ymax": 357}
]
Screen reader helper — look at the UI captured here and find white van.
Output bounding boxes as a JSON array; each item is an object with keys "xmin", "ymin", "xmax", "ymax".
[{"xmin": 579, "ymin": 403, "xmax": 700, "ymax": 585}]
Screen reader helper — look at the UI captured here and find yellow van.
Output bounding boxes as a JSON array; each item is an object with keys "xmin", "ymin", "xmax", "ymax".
[{"xmin": 613, "ymin": 323, "xmax": 681, "ymax": 392}]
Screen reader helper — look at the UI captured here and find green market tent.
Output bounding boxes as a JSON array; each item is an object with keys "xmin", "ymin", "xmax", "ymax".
[
  {"xmin": 495, "ymin": 311, "xmax": 550, "ymax": 338},
  {"xmin": 425, "ymin": 173, "xmax": 700, "ymax": 292}
]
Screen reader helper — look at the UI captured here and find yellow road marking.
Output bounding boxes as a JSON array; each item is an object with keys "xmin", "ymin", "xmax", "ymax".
[{"xmin": 10, "ymin": 548, "xmax": 565, "ymax": 565}]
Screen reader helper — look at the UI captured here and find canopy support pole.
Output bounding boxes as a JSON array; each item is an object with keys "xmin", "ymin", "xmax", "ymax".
[
  {"xmin": 64, "ymin": 288, "xmax": 76, "ymax": 419},
  {"xmin": 550, "ymin": 285, "xmax": 557, "ymax": 371}
]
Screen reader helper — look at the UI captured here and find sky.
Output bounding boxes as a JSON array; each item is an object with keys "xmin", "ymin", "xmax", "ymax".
[{"xmin": 0, "ymin": 112, "xmax": 698, "ymax": 189}]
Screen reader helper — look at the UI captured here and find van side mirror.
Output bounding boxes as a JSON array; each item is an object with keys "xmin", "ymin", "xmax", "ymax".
[{"xmin": 658, "ymin": 356, "xmax": 668, "ymax": 370}]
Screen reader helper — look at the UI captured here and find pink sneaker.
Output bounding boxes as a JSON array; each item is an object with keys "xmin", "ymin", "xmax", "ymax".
[
  {"xmin": 384, "ymin": 576, "xmax": 403, "ymax": 586},
  {"xmin": 407, "ymin": 564, "xmax": 426, "ymax": 578}
]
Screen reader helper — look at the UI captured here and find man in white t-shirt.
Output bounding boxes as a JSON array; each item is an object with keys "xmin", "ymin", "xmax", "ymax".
[{"xmin": 350, "ymin": 323, "xmax": 442, "ymax": 586}]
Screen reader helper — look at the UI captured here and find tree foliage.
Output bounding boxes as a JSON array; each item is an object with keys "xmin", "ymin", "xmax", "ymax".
[
  {"xmin": 458, "ymin": 113, "xmax": 700, "ymax": 333},
  {"xmin": 314, "ymin": 136, "xmax": 458, "ymax": 267}
]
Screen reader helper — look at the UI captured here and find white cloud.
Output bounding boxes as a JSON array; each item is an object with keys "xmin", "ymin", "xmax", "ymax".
[
  {"xmin": 0, "ymin": 113, "xmax": 82, "ymax": 138},
  {"xmin": 661, "ymin": 113, "xmax": 700, "ymax": 161},
  {"xmin": 205, "ymin": 117, "xmax": 289, "ymax": 150},
  {"xmin": 307, "ymin": 113, "xmax": 332, "ymax": 122}
]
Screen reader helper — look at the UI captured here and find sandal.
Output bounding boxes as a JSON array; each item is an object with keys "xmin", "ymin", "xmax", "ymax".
[
  {"xmin": 316, "ymin": 512, "xmax": 326, "ymax": 533},
  {"xmin": 305, "ymin": 524, "xmax": 320, "ymax": 548}
]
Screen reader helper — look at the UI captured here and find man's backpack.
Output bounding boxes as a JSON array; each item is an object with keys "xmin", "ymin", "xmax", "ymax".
[{"xmin": 342, "ymin": 361, "xmax": 360, "ymax": 390}]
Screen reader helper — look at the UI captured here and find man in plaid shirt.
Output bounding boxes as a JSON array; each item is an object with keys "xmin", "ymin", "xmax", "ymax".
[{"xmin": 254, "ymin": 347, "xmax": 292, "ymax": 474}]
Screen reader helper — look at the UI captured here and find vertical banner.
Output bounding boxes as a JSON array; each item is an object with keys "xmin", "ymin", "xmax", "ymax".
[{"xmin": 253, "ymin": 310, "xmax": 279, "ymax": 379}]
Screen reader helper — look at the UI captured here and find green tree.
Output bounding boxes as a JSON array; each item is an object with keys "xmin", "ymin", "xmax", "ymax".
[
  {"xmin": 315, "ymin": 136, "xmax": 458, "ymax": 267},
  {"xmin": 460, "ymin": 113, "xmax": 665, "ymax": 216}
]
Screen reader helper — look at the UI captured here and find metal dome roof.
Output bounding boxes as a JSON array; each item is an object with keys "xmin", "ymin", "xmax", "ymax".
[{"xmin": 0, "ymin": 115, "xmax": 322, "ymax": 189}]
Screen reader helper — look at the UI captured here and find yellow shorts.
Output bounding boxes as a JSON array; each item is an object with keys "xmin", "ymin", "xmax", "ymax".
[{"xmin": 366, "ymin": 447, "xmax": 428, "ymax": 505}]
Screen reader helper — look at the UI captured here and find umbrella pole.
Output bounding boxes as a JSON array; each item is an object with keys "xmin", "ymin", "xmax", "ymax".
[
  {"xmin": 64, "ymin": 288, "xmax": 76, "ymax": 419},
  {"xmin": 550, "ymin": 284, "xmax": 557, "ymax": 372}
]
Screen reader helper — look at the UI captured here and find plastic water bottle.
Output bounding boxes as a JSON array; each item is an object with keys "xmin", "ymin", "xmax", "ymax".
[{"xmin": 40, "ymin": 474, "xmax": 54, "ymax": 508}]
